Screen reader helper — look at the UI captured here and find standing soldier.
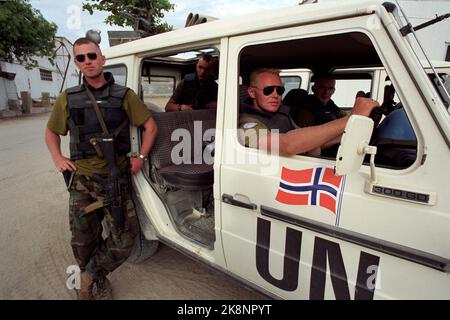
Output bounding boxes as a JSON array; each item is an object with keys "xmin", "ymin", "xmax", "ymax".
[{"xmin": 45, "ymin": 37, "xmax": 157, "ymax": 300}]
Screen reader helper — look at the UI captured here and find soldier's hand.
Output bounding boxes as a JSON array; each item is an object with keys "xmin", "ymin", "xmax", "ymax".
[
  {"xmin": 351, "ymin": 97, "xmax": 380, "ymax": 117},
  {"xmin": 130, "ymin": 157, "xmax": 144, "ymax": 175},
  {"xmin": 53, "ymin": 155, "xmax": 76, "ymax": 172}
]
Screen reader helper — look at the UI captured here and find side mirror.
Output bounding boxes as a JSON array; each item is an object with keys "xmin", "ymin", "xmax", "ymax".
[{"xmin": 335, "ymin": 115, "xmax": 377, "ymax": 178}]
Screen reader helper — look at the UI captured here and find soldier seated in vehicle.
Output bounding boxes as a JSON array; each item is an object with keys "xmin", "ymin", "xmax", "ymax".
[
  {"xmin": 238, "ymin": 68, "xmax": 379, "ymax": 157},
  {"xmin": 288, "ymin": 72, "xmax": 348, "ymax": 157},
  {"xmin": 165, "ymin": 54, "xmax": 219, "ymax": 112}
]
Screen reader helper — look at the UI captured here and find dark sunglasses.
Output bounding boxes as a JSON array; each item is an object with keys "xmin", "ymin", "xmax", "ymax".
[
  {"xmin": 257, "ymin": 85, "xmax": 285, "ymax": 96},
  {"xmin": 75, "ymin": 52, "xmax": 98, "ymax": 63}
]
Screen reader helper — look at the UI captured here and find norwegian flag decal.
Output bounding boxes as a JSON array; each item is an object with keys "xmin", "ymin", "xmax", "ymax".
[{"xmin": 275, "ymin": 167, "xmax": 346, "ymax": 219}]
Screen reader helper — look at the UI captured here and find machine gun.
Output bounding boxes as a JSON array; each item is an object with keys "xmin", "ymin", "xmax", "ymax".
[
  {"xmin": 89, "ymin": 134, "xmax": 125, "ymax": 232},
  {"xmin": 80, "ymin": 87, "xmax": 129, "ymax": 233}
]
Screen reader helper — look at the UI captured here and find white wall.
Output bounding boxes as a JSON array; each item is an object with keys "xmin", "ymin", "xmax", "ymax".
[
  {"xmin": 398, "ymin": 0, "xmax": 450, "ymax": 61},
  {"xmin": 0, "ymin": 37, "xmax": 79, "ymax": 101},
  {"xmin": 0, "ymin": 79, "xmax": 8, "ymax": 110},
  {"xmin": 0, "ymin": 62, "xmax": 20, "ymax": 111}
]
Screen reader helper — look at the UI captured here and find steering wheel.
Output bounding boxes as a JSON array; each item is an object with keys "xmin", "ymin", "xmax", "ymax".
[
  {"xmin": 369, "ymin": 107, "xmax": 383, "ymax": 144},
  {"xmin": 369, "ymin": 107, "xmax": 383, "ymax": 127}
]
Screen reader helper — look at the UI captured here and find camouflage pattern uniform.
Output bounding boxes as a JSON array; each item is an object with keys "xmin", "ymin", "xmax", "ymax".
[
  {"xmin": 48, "ymin": 73, "xmax": 151, "ymax": 288},
  {"xmin": 68, "ymin": 171, "xmax": 139, "ymax": 280}
]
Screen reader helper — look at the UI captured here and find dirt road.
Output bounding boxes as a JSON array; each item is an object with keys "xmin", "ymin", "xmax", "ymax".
[{"xmin": 0, "ymin": 114, "xmax": 265, "ymax": 300}]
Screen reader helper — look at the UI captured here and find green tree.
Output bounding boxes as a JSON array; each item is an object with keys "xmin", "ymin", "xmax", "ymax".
[
  {"xmin": 82, "ymin": 0, "xmax": 175, "ymax": 35},
  {"xmin": 0, "ymin": 0, "xmax": 57, "ymax": 69}
]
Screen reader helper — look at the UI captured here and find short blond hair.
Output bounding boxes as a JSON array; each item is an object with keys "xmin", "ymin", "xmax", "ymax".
[
  {"xmin": 250, "ymin": 68, "xmax": 281, "ymax": 87},
  {"xmin": 73, "ymin": 37, "xmax": 102, "ymax": 54}
]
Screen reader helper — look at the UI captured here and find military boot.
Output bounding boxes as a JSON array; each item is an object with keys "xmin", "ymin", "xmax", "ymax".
[
  {"xmin": 78, "ymin": 272, "xmax": 94, "ymax": 300},
  {"xmin": 92, "ymin": 276, "xmax": 113, "ymax": 300}
]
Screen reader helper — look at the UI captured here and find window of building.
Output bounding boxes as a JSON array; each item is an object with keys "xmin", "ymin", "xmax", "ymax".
[{"xmin": 39, "ymin": 69, "xmax": 52, "ymax": 81}]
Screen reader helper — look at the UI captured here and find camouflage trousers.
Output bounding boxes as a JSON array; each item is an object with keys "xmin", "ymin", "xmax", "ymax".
[{"xmin": 68, "ymin": 173, "xmax": 139, "ymax": 280}]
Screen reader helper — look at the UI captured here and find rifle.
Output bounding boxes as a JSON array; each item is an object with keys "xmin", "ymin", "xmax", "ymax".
[
  {"xmin": 81, "ymin": 88, "xmax": 129, "ymax": 232},
  {"xmin": 89, "ymin": 135, "xmax": 124, "ymax": 232}
]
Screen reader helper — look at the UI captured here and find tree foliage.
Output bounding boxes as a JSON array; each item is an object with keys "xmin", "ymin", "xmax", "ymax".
[
  {"xmin": 0, "ymin": 0, "xmax": 57, "ymax": 69},
  {"xmin": 82, "ymin": 0, "xmax": 175, "ymax": 35}
]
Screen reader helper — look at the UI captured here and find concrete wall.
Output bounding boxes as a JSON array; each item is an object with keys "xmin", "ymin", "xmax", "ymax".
[
  {"xmin": 0, "ymin": 37, "xmax": 79, "ymax": 101},
  {"xmin": 0, "ymin": 78, "xmax": 8, "ymax": 111},
  {"xmin": 0, "ymin": 73, "xmax": 19, "ymax": 111},
  {"xmin": 398, "ymin": 0, "xmax": 450, "ymax": 61}
]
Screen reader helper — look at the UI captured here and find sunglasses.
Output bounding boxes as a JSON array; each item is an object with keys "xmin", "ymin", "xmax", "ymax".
[
  {"xmin": 75, "ymin": 52, "xmax": 98, "ymax": 63},
  {"xmin": 256, "ymin": 86, "xmax": 285, "ymax": 96}
]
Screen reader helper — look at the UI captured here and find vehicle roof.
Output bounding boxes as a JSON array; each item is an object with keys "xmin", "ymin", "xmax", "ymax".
[{"xmin": 104, "ymin": 0, "xmax": 387, "ymax": 59}]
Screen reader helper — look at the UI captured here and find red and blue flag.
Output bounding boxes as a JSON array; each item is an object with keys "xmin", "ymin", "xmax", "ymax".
[{"xmin": 275, "ymin": 167, "xmax": 345, "ymax": 216}]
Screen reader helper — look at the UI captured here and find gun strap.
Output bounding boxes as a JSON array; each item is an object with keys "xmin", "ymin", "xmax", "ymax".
[
  {"xmin": 114, "ymin": 118, "xmax": 129, "ymax": 137},
  {"xmin": 80, "ymin": 198, "xmax": 106, "ymax": 216},
  {"xmin": 85, "ymin": 87, "xmax": 129, "ymax": 137},
  {"xmin": 85, "ymin": 87, "xmax": 110, "ymax": 135}
]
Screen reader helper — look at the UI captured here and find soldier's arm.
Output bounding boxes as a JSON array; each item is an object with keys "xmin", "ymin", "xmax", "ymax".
[
  {"xmin": 165, "ymin": 81, "xmax": 193, "ymax": 112},
  {"xmin": 130, "ymin": 117, "xmax": 158, "ymax": 175},
  {"xmin": 262, "ymin": 118, "xmax": 348, "ymax": 156},
  {"xmin": 45, "ymin": 128, "xmax": 76, "ymax": 172},
  {"xmin": 259, "ymin": 98, "xmax": 379, "ymax": 156},
  {"xmin": 45, "ymin": 93, "xmax": 76, "ymax": 172}
]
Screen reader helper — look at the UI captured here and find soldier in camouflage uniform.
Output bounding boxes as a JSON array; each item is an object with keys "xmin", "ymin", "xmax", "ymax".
[
  {"xmin": 45, "ymin": 37, "xmax": 158, "ymax": 299},
  {"xmin": 239, "ymin": 68, "xmax": 379, "ymax": 156}
]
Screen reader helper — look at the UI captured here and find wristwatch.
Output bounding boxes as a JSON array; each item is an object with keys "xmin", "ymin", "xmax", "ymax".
[{"xmin": 138, "ymin": 153, "xmax": 147, "ymax": 160}]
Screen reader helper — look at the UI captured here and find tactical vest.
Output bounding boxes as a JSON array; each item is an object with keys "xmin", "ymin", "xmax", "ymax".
[
  {"xmin": 66, "ymin": 75, "xmax": 130, "ymax": 161},
  {"xmin": 177, "ymin": 73, "xmax": 217, "ymax": 109},
  {"xmin": 240, "ymin": 104, "xmax": 294, "ymax": 133}
]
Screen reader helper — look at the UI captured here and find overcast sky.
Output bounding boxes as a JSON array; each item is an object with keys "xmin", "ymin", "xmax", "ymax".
[
  {"xmin": 29, "ymin": 0, "xmax": 303, "ymax": 49},
  {"xmin": 28, "ymin": 0, "xmax": 449, "ymax": 50}
]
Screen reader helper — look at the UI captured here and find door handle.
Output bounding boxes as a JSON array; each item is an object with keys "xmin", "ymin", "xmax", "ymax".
[{"xmin": 222, "ymin": 194, "xmax": 257, "ymax": 210}]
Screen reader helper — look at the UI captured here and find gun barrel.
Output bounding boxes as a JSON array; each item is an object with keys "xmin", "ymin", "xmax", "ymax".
[{"xmin": 97, "ymin": 135, "xmax": 121, "ymax": 179}]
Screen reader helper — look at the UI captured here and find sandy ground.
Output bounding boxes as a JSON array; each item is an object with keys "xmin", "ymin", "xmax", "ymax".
[{"xmin": 0, "ymin": 113, "xmax": 265, "ymax": 300}]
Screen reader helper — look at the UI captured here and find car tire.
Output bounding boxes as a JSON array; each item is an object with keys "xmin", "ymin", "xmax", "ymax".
[{"xmin": 127, "ymin": 230, "xmax": 159, "ymax": 264}]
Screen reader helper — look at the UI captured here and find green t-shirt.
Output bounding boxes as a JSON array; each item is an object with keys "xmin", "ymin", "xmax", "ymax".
[{"xmin": 47, "ymin": 88, "xmax": 151, "ymax": 176}]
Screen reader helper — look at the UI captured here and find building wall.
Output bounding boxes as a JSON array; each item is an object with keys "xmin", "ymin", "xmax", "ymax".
[
  {"xmin": 0, "ymin": 62, "xmax": 20, "ymax": 111},
  {"xmin": 0, "ymin": 37, "xmax": 79, "ymax": 101},
  {"xmin": 0, "ymin": 78, "xmax": 8, "ymax": 110},
  {"xmin": 399, "ymin": 0, "xmax": 450, "ymax": 61}
]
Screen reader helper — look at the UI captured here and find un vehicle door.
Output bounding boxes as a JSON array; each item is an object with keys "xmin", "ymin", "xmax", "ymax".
[{"xmin": 219, "ymin": 6, "xmax": 450, "ymax": 300}]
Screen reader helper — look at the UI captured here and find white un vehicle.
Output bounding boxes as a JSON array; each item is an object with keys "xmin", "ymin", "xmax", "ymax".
[{"xmin": 103, "ymin": 0, "xmax": 450, "ymax": 299}]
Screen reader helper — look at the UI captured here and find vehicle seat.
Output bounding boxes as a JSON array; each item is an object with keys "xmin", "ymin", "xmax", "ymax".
[
  {"xmin": 282, "ymin": 88, "xmax": 308, "ymax": 108},
  {"xmin": 239, "ymin": 84, "xmax": 253, "ymax": 105},
  {"xmin": 149, "ymin": 109, "xmax": 216, "ymax": 191}
]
